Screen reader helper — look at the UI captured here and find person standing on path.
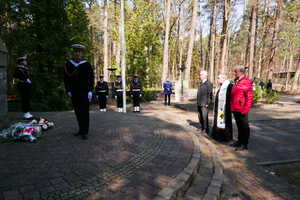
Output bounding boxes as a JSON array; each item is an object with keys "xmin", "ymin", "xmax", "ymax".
[
  {"xmin": 230, "ymin": 65, "xmax": 253, "ymax": 151},
  {"xmin": 130, "ymin": 74, "xmax": 142, "ymax": 113},
  {"xmin": 211, "ymin": 73, "xmax": 233, "ymax": 141},
  {"xmin": 95, "ymin": 74, "xmax": 108, "ymax": 112},
  {"xmin": 13, "ymin": 56, "xmax": 34, "ymax": 120},
  {"xmin": 197, "ymin": 71, "xmax": 213, "ymax": 134},
  {"xmin": 114, "ymin": 74, "xmax": 123, "ymax": 112},
  {"xmin": 64, "ymin": 44, "xmax": 94, "ymax": 140},
  {"xmin": 163, "ymin": 77, "xmax": 173, "ymax": 106}
]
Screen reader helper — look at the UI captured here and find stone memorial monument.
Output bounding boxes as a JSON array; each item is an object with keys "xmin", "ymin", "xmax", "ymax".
[{"xmin": 0, "ymin": 37, "xmax": 8, "ymax": 129}]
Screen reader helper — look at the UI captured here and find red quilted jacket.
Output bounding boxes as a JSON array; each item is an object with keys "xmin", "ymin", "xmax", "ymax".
[{"xmin": 230, "ymin": 76, "xmax": 253, "ymax": 114}]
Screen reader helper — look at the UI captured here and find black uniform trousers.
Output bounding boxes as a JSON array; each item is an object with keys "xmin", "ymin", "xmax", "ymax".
[
  {"xmin": 98, "ymin": 94, "xmax": 107, "ymax": 109},
  {"xmin": 233, "ymin": 112, "xmax": 250, "ymax": 146},
  {"xmin": 18, "ymin": 82, "xmax": 31, "ymax": 113},
  {"xmin": 117, "ymin": 95, "xmax": 123, "ymax": 108},
  {"xmin": 133, "ymin": 93, "xmax": 140, "ymax": 107},
  {"xmin": 198, "ymin": 106, "xmax": 209, "ymax": 132},
  {"xmin": 71, "ymin": 92, "xmax": 89, "ymax": 135}
]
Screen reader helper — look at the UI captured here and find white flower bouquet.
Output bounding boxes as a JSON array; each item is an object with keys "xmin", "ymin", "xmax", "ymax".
[
  {"xmin": 28, "ymin": 117, "xmax": 54, "ymax": 130},
  {"xmin": 0, "ymin": 123, "xmax": 42, "ymax": 143}
]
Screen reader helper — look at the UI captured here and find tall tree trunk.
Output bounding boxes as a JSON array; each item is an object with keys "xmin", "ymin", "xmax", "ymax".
[
  {"xmin": 210, "ymin": 0, "xmax": 217, "ymax": 82},
  {"xmin": 248, "ymin": 0, "xmax": 257, "ymax": 80},
  {"xmin": 268, "ymin": 0, "xmax": 282, "ymax": 80},
  {"xmin": 219, "ymin": 0, "xmax": 236, "ymax": 73},
  {"xmin": 104, "ymin": 0, "xmax": 108, "ymax": 80},
  {"xmin": 199, "ymin": 6, "xmax": 203, "ymax": 69},
  {"xmin": 184, "ymin": 0, "xmax": 198, "ymax": 91},
  {"xmin": 176, "ymin": 2, "xmax": 181, "ymax": 80},
  {"xmin": 162, "ymin": 0, "xmax": 171, "ymax": 85},
  {"xmin": 292, "ymin": 57, "xmax": 300, "ymax": 90},
  {"xmin": 260, "ymin": 0, "xmax": 270, "ymax": 79}
]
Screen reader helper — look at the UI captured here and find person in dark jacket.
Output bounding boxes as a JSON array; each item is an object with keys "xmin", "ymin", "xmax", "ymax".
[
  {"xmin": 64, "ymin": 44, "xmax": 94, "ymax": 140},
  {"xmin": 114, "ymin": 74, "xmax": 123, "ymax": 112},
  {"xmin": 197, "ymin": 71, "xmax": 213, "ymax": 134},
  {"xmin": 13, "ymin": 56, "xmax": 34, "ymax": 119},
  {"xmin": 212, "ymin": 74, "xmax": 233, "ymax": 141},
  {"xmin": 230, "ymin": 65, "xmax": 253, "ymax": 151},
  {"xmin": 163, "ymin": 77, "xmax": 173, "ymax": 106},
  {"xmin": 130, "ymin": 74, "xmax": 142, "ymax": 112},
  {"xmin": 95, "ymin": 74, "xmax": 108, "ymax": 112}
]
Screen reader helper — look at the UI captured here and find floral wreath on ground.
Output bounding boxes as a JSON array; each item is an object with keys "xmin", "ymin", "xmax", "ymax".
[{"xmin": 28, "ymin": 117, "xmax": 54, "ymax": 130}]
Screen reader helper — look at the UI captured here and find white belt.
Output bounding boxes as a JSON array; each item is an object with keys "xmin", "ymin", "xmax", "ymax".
[
  {"xmin": 98, "ymin": 90, "xmax": 106, "ymax": 92},
  {"xmin": 116, "ymin": 89, "xmax": 123, "ymax": 92},
  {"xmin": 132, "ymin": 89, "xmax": 140, "ymax": 91}
]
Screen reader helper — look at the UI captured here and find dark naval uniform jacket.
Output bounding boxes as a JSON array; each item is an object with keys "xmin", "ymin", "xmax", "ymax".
[
  {"xmin": 95, "ymin": 81, "xmax": 109, "ymax": 96},
  {"xmin": 14, "ymin": 65, "xmax": 31, "ymax": 83},
  {"xmin": 64, "ymin": 59, "xmax": 94, "ymax": 94},
  {"xmin": 114, "ymin": 80, "xmax": 123, "ymax": 97},
  {"xmin": 130, "ymin": 80, "xmax": 142, "ymax": 97}
]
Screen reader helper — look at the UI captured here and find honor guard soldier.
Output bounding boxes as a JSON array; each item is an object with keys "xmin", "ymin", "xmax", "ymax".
[
  {"xmin": 114, "ymin": 74, "xmax": 123, "ymax": 112},
  {"xmin": 130, "ymin": 74, "xmax": 142, "ymax": 112},
  {"xmin": 64, "ymin": 44, "xmax": 94, "ymax": 140},
  {"xmin": 95, "ymin": 74, "xmax": 108, "ymax": 112},
  {"xmin": 13, "ymin": 56, "xmax": 34, "ymax": 119}
]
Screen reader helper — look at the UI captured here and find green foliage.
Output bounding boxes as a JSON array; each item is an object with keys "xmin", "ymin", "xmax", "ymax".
[
  {"xmin": 140, "ymin": 90, "xmax": 157, "ymax": 102},
  {"xmin": 262, "ymin": 87, "xmax": 283, "ymax": 104},
  {"xmin": 253, "ymin": 84, "xmax": 262, "ymax": 103},
  {"xmin": 2, "ymin": 0, "xmax": 91, "ymax": 111}
]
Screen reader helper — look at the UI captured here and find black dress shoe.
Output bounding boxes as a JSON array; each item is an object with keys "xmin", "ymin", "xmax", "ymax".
[
  {"xmin": 74, "ymin": 132, "xmax": 82, "ymax": 136},
  {"xmin": 236, "ymin": 145, "xmax": 247, "ymax": 151},
  {"xmin": 82, "ymin": 134, "xmax": 88, "ymax": 140},
  {"xmin": 230, "ymin": 142, "xmax": 241, "ymax": 147}
]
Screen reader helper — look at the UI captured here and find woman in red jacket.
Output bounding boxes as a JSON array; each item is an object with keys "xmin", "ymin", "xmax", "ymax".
[{"xmin": 230, "ymin": 65, "xmax": 253, "ymax": 151}]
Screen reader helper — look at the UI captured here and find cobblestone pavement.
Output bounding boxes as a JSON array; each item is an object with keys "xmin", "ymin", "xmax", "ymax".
[{"xmin": 1, "ymin": 94, "xmax": 300, "ymax": 200}]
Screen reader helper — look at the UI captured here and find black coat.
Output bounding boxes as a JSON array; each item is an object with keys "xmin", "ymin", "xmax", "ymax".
[{"xmin": 197, "ymin": 79, "xmax": 213, "ymax": 106}]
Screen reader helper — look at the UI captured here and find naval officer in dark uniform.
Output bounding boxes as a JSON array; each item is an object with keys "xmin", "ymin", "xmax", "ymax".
[
  {"xmin": 95, "ymin": 74, "xmax": 108, "ymax": 112},
  {"xmin": 114, "ymin": 74, "xmax": 123, "ymax": 112},
  {"xmin": 13, "ymin": 56, "xmax": 34, "ymax": 119},
  {"xmin": 64, "ymin": 44, "xmax": 94, "ymax": 140},
  {"xmin": 130, "ymin": 74, "xmax": 142, "ymax": 112}
]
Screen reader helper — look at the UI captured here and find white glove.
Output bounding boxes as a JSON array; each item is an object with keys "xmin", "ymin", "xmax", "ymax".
[
  {"xmin": 96, "ymin": 95, "xmax": 98, "ymax": 98},
  {"xmin": 140, "ymin": 94, "xmax": 142, "ymax": 97},
  {"xmin": 115, "ymin": 95, "xmax": 117, "ymax": 99},
  {"xmin": 67, "ymin": 92, "xmax": 72, "ymax": 98},
  {"xmin": 131, "ymin": 95, "xmax": 133, "ymax": 97},
  {"xmin": 106, "ymin": 95, "xmax": 108, "ymax": 98},
  {"xmin": 88, "ymin": 91, "xmax": 93, "ymax": 102},
  {"xmin": 27, "ymin": 79, "xmax": 31, "ymax": 84}
]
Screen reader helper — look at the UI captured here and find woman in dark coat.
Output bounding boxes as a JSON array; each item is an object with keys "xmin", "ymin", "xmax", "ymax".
[{"xmin": 211, "ymin": 74, "xmax": 233, "ymax": 141}]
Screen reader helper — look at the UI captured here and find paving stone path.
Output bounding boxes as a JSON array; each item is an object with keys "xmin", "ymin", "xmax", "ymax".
[{"xmin": 1, "ymin": 94, "xmax": 300, "ymax": 200}]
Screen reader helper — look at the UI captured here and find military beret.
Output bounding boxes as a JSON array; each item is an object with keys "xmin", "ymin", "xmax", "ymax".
[{"xmin": 71, "ymin": 44, "xmax": 85, "ymax": 50}]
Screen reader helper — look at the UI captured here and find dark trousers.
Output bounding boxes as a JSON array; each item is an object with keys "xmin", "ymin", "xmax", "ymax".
[
  {"xmin": 133, "ymin": 94, "xmax": 140, "ymax": 106},
  {"xmin": 18, "ymin": 82, "xmax": 31, "ymax": 112},
  {"xmin": 98, "ymin": 94, "xmax": 107, "ymax": 109},
  {"xmin": 71, "ymin": 92, "xmax": 89, "ymax": 135},
  {"xmin": 117, "ymin": 95, "xmax": 123, "ymax": 108},
  {"xmin": 165, "ymin": 94, "xmax": 170, "ymax": 105},
  {"xmin": 233, "ymin": 112, "xmax": 250, "ymax": 146},
  {"xmin": 198, "ymin": 106, "xmax": 209, "ymax": 132}
]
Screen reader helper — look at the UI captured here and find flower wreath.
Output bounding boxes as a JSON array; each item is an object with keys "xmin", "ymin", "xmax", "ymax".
[{"xmin": 28, "ymin": 117, "xmax": 54, "ymax": 130}]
